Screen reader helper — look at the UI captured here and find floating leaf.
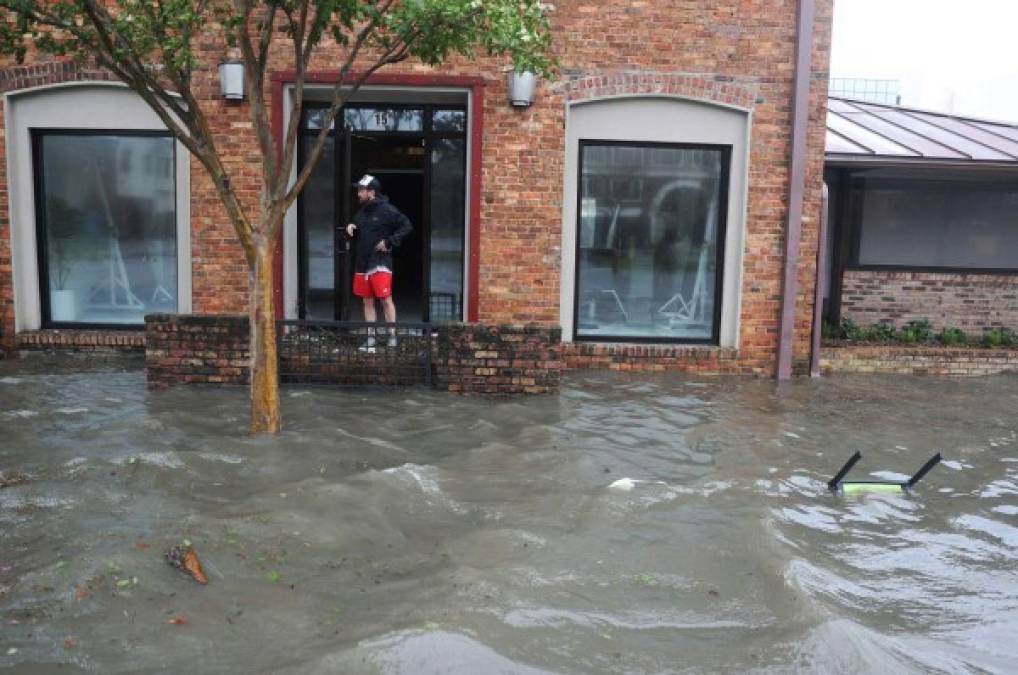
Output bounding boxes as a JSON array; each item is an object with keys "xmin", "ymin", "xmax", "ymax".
[
  {"xmin": 55, "ymin": 560, "xmax": 67, "ymax": 569},
  {"xmin": 166, "ymin": 546, "xmax": 208, "ymax": 585},
  {"xmin": 265, "ymin": 571, "xmax": 281, "ymax": 582},
  {"xmin": 116, "ymin": 578, "xmax": 132, "ymax": 588}
]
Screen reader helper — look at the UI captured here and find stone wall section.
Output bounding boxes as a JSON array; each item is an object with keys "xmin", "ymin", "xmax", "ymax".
[
  {"xmin": 17, "ymin": 329, "xmax": 145, "ymax": 353},
  {"xmin": 822, "ymin": 345, "xmax": 1018, "ymax": 377},
  {"xmin": 562, "ymin": 343, "xmax": 740, "ymax": 373},
  {"xmin": 841, "ymin": 270, "xmax": 1018, "ymax": 331}
]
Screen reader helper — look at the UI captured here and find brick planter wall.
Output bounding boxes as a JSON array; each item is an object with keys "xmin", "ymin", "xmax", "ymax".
[
  {"xmin": 841, "ymin": 270, "xmax": 1018, "ymax": 332},
  {"xmin": 562, "ymin": 343, "xmax": 741, "ymax": 374},
  {"xmin": 822, "ymin": 345, "xmax": 1018, "ymax": 377},
  {"xmin": 433, "ymin": 324, "xmax": 562, "ymax": 394},
  {"xmin": 146, "ymin": 314, "xmax": 250, "ymax": 387},
  {"xmin": 146, "ymin": 315, "xmax": 564, "ymax": 394}
]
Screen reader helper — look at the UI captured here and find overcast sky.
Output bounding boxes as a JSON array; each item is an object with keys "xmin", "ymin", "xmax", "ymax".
[{"xmin": 831, "ymin": 0, "xmax": 1018, "ymax": 120}]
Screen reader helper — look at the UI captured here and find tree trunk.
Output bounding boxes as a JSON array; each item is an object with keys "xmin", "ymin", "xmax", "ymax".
[{"xmin": 249, "ymin": 238, "xmax": 281, "ymax": 434}]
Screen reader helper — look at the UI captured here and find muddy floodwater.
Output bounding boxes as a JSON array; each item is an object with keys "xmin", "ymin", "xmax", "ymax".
[{"xmin": 1, "ymin": 356, "xmax": 1016, "ymax": 674}]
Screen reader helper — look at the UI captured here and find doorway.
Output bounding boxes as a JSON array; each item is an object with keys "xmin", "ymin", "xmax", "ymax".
[{"xmin": 296, "ymin": 101, "xmax": 467, "ymax": 324}]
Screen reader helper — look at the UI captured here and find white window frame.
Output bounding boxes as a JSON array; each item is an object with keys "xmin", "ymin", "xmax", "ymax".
[
  {"xmin": 4, "ymin": 82, "xmax": 191, "ymax": 331},
  {"xmin": 560, "ymin": 96, "xmax": 751, "ymax": 347}
]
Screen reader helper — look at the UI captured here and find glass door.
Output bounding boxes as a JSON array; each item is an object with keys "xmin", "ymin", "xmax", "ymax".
[{"xmin": 297, "ymin": 103, "xmax": 467, "ymax": 323}]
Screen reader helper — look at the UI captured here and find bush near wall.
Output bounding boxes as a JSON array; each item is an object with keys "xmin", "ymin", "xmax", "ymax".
[{"xmin": 824, "ymin": 318, "xmax": 1018, "ymax": 349}]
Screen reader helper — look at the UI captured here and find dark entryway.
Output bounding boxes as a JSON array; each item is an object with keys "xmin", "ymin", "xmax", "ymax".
[{"xmin": 297, "ymin": 102, "xmax": 467, "ymax": 324}]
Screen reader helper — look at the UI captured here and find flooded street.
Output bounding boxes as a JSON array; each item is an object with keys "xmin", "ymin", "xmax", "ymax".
[{"xmin": 1, "ymin": 356, "xmax": 1016, "ymax": 674}]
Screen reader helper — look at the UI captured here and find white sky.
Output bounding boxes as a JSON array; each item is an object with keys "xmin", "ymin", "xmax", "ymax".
[{"xmin": 831, "ymin": 0, "xmax": 1018, "ymax": 121}]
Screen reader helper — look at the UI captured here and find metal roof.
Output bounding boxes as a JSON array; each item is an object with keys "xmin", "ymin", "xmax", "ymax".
[{"xmin": 825, "ymin": 96, "xmax": 1018, "ymax": 166}]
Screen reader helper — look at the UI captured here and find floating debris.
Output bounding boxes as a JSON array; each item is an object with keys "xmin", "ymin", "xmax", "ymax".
[
  {"xmin": 0, "ymin": 471, "xmax": 29, "ymax": 489},
  {"xmin": 828, "ymin": 451, "xmax": 942, "ymax": 494},
  {"xmin": 166, "ymin": 546, "xmax": 209, "ymax": 585}
]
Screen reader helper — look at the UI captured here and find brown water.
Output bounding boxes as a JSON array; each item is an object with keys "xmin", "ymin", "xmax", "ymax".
[{"xmin": 1, "ymin": 355, "xmax": 1016, "ymax": 674}]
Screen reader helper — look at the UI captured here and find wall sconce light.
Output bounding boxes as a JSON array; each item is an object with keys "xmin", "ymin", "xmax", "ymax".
[
  {"xmin": 508, "ymin": 71, "xmax": 537, "ymax": 107},
  {"xmin": 219, "ymin": 60, "xmax": 245, "ymax": 101}
]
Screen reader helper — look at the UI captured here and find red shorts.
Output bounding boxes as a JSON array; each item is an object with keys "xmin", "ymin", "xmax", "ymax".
[{"xmin": 352, "ymin": 270, "xmax": 393, "ymax": 299}]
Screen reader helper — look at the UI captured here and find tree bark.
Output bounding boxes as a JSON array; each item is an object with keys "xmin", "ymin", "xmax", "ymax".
[{"xmin": 249, "ymin": 236, "xmax": 281, "ymax": 434}]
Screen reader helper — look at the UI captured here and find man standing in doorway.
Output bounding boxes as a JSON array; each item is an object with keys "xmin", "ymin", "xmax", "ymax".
[{"xmin": 345, "ymin": 174, "xmax": 413, "ymax": 351}]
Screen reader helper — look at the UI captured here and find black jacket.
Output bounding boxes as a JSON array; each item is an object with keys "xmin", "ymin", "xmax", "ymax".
[{"xmin": 348, "ymin": 195, "xmax": 413, "ymax": 273}]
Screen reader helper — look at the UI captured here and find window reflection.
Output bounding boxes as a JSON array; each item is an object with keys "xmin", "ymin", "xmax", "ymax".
[
  {"xmin": 576, "ymin": 143, "xmax": 727, "ymax": 341},
  {"xmin": 37, "ymin": 133, "xmax": 177, "ymax": 325},
  {"xmin": 432, "ymin": 110, "xmax": 466, "ymax": 133},
  {"xmin": 344, "ymin": 107, "xmax": 423, "ymax": 132},
  {"xmin": 856, "ymin": 171, "xmax": 1018, "ymax": 269},
  {"xmin": 430, "ymin": 137, "xmax": 465, "ymax": 322}
]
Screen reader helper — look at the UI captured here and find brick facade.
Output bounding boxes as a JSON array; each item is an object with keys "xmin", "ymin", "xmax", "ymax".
[
  {"xmin": 822, "ymin": 345, "xmax": 1018, "ymax": 377},
  {"xmin": 2, "ymin": 1, "xmax": 835, "ymax": 375},
  {"xmin": 841, "ymin": 270, "xmax": 1018, "ymax": 332}
]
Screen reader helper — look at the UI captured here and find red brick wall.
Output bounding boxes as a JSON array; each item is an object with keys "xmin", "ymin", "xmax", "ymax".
[
  {"xmin": 1, "ymin": 0, "xmax": 835, "ymax": 375},
  {"xmin": 823, "ymin": 344, "xmax": 1018, "ymax": 377},
  {"xmin": 563, "ymin": 343, "xmax": 741, "ymax": 373},
  {"xmin": 841, "ymin": 270, "xmax": 1018, "ymax": 331},
  {"xmin": 146, "ymin": 314, "xmax": 250, "ymax": 387}
]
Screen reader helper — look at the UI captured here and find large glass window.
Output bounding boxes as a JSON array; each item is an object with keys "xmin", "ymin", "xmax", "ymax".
[
  {"xmin": 34, "ymin": 132, "xmax": 177, "ymax": 326},
  {"xmin": 298, "ymin": 131, "xmax": 336, "ymax": 320},
  {"xmin": 854, "ymin": 169, "xmax": 1018, "ymax": 269},
  {"xmin": 575, "ymin": 142, "xmax": 728, "ymax": 342},
  {"xmin": 429, "ymin": 111, "xmax": 466, "ymax": 323}
]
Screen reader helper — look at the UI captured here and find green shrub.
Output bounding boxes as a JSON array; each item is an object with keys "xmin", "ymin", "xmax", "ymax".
[
  {"xmin": 983, "ymin": 328, "xmax": 1018, "ymax": 348},
  {"xmin": 865, "ymin": 322, "xmax": 897, "ymax": 342},
  {"xmin": 983, "ymin": 329, "xmax": 1003, "ymax": 347},
  {"xmin": 839, "ymin": 317, "xmax": 860, "ymax": 341},
  {"xmin": 939, "ymin": 327, "xmax": 967, "ymax": 345},
  {"xmin": 899, "ymin": 319, "xmax": 934, "ymax": 344}
]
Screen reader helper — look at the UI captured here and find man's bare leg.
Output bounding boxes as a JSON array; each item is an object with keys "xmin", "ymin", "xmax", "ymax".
[
  {"xmin": 362, "ymin": 297, "xmax": 377, "ymax": 322},
  {"xmin": 360, "ymin": 297, "xmax": 377, "ymax": 350},
  {"xmin": 380, "ymin": 296, "xmax": 397, "ymax": 346},
  {"xmin": 380, "ymin": 296, "xmax": 396, "ymax": 323}
]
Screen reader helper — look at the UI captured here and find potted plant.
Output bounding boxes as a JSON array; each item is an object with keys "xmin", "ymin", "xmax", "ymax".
[{"xmin": 45, "ymin": 197, "xmax": 84, "ymax": 321}]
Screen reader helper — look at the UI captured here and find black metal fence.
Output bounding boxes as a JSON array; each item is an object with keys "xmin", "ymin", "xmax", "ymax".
[{"xmin": 277, "ymin": 320, "xmax": 433, "ymax": 387}]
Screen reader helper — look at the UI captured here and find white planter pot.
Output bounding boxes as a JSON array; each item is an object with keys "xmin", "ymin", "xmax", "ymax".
[
  {"xmin": 51, "ymin": 289, "xmax": 77, "ymax": 322},
  {"xmin": 509, "ymin": 71, "xmax": 536, "ymax": 107}
]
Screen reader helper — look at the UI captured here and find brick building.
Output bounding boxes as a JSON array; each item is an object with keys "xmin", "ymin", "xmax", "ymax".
[
  {"xmin": 823, "ymin": 97, "xmax": 1018, "ymax": 334},
  {"xmin": 1, "ymin": 1, "xmax": 833, "ymax": 376}
]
